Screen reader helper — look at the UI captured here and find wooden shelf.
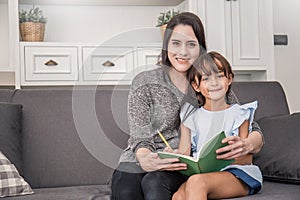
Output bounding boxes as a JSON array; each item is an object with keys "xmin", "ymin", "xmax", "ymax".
[{"xmin": 19, "ymin": 0, "xmax": 185, "ymax": 6}]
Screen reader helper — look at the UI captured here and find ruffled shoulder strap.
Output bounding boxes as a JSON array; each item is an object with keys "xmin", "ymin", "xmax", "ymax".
[{"xmin": 231, "ymin": 101, "xmax": 258, "ymax": 135}]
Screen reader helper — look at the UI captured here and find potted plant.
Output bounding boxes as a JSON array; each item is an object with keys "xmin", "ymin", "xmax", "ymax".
[
  {"xmin": 156, "ymin": 9, "xmax": 180, "ymax": 37},
  {"xmin": 19, "ymin": 7, "xmax": 47, "ymax": 42}
]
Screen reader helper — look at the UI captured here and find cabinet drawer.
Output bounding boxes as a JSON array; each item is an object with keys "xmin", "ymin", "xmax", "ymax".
[
  {"xmin": 82, "ymin": 47, "xmax": 134, "ymax": 82},
  {"xmin": 24, "ymin": 46, "xmax": 78, "ymax": 81},
  {"xmin": 136, "ymin": 47, "xmax": 161, "ymax": 74}
]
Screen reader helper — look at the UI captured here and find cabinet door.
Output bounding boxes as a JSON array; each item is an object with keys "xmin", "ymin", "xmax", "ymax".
[
  {"xmin": 199, "ymin": 0, "xmax": 268, "ymax": 66},
  {"xmin": 24, "ymin": 46, "xmax": 78, "ymax": 81},
  {"xmin": 231, "ymin": 0, "xmax": 266, "ymax": 66},
  {"xmin": 82, "ymin": 46, "xmax": 134, "ymax": 82},
  {"xmin": 136, "ymin": 47, "xmax": 161, "ymax": 74}
]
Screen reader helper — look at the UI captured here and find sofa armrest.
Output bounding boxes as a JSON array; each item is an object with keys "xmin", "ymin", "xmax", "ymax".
[{"xmin": 254, "ymin": 113, "xmax": 300, "ymax": 183}]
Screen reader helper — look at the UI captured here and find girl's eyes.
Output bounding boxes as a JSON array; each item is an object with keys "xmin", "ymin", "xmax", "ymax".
[
  {"xmin": 201, "ymin": 77, "xmax": 209, "ymax": 81},
  {"xmin": 201, "ymin": 74, "xmax": 225, "ymax": 81}
]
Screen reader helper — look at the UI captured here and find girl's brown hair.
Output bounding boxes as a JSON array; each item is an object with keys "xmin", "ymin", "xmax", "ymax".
[{"xmin": 188, "ymin": 51, "xmax": 234, "ymax": 105}]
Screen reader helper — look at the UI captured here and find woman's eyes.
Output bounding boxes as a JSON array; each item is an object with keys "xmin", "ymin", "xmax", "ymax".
[
  {"xmin": 171, "ymin": 41, "xmax": 198, "ymax": 48},
  {"xmin": 187, "ymin": 42, "xmax": 197, "ymax": 48},
  {"xmin": 171, "ymin": 41, "xmax": 181, "ymax": 46}
]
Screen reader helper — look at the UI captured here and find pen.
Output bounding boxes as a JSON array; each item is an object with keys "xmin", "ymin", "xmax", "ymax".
[{"xmin": 157, "ymin": 130, "xmax": 173, "ymax": 151}]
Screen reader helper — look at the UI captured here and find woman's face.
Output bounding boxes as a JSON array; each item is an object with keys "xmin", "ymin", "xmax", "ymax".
[{"xmin": 167, "ymin": 24, "xmax": 200, "ymax": 75}]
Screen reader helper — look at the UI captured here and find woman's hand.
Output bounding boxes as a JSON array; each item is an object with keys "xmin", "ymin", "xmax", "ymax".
[
  {"xmin": 215, "ymin": 136, "xmax": 254, "ymax": 160},
  {"xmin": 136, "ymin": 148, "xmax": 187, "ymax": 172}
]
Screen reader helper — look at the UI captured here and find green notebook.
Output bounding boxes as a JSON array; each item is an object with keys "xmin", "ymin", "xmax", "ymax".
[{"xmin": 158, "ymin": 131, "xmax": 234, "ymax": 176}]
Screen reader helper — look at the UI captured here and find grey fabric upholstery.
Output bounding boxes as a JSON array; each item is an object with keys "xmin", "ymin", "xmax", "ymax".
[
  {"xmin": 0, "ymin": 81, "xmax": 298, "ymax": 199},
  {"xmin": 255, "ymin": 113, "xmax": 300, "ymax": 183},
  {"xmin": 4, "ymin": 185, "xmax": 111, "ymax": 200},
  {"xmin": 0, "ymin": 103, "xmax": 23, "ymax": 174},
  {"xmin": 231, "ymin": 81, "xmax": 290, "ymax": 120},
  {"xmin": 0, "ymin": 89, "xmax": 14, "ymax": 102},
  {"xmin": 11, "ymin": 88, "xmax": 129, "ymax": 188},
  {"xmin": 225, "ymin": 181, "xmax": 300, "ymax": 200}
]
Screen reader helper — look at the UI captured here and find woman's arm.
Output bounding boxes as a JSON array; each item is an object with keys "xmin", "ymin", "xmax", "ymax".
[
  {"xmin": 128, "ymin": 74, "xmax": 187, "ymax": 172},
  {"xmin": 136, "ymin": 148, "xmax": 187, "ymax": 172},
  {"xmin": 216, "ymin": 130, "xmax": 263, "ymax": 160}
]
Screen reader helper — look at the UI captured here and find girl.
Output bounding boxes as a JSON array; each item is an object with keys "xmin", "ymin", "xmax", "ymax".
[{"xmin": 173, "ymin": 52, "xmax": 262, "ymax": 200}]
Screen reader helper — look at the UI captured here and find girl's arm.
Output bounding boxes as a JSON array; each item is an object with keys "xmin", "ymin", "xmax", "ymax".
[
  {"xmin": 232, "ymin": 120, "xmax": 253, "ymax": 165},
  {"xmin": 178, "ymin": 123, "xmax": 192, "ymax": 156},
  {"xmin": 226, "ymin": 90, "xmax": 264, "ymax": 154}
]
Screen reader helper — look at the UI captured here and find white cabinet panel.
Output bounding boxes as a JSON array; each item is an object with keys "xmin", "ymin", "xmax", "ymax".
[
  {"xmin": 197, "ymin": 0, "xmax": 274, "ymax": 80},
  {"xmin": 24, "ymin": 46, "xmax": 78, "ymax": 81},
  {"xmin": 231, "ymin": 0, "xmax": 263, "ymax": 66},
  {"xmin": 82, "ymin": 46, "xmax": 134, "ymax": 82},
  {"xmin": 136, "ymin": 47, "xmax": 161, "ymax": 74}
]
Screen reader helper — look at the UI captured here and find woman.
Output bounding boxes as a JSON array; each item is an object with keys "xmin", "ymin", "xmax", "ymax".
[{"xmin": 111, "ymin": 12, "xmax": 263, "ymax": 200}]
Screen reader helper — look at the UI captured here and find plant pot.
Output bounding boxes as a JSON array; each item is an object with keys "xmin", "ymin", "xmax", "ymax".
[
  {"xmin": 160, "ymin": 24, "xmax": 167, "ymax": 38},
  {"xmin": 20, "ymin": 22, "xmax": 45, "ymax": 42}
]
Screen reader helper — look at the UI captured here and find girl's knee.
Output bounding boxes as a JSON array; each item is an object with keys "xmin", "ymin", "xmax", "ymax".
[
  {"xmin": 172, "ymin": 190, "xmax": 185, "ymax": 200},
  {"xmin": 186, "ymin": 174, "xmax": 208, "ymax": 192}
]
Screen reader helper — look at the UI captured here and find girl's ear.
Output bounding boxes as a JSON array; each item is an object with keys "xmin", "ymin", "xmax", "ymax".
[{"xmin": 191, "ymin": 81, "xmax": 201, "ymax": 92}]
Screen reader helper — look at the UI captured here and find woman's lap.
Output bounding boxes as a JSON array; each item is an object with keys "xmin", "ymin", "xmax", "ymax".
[{"xmin": 111, "ymin": 162, "xmax": 187, "ymax": 200}]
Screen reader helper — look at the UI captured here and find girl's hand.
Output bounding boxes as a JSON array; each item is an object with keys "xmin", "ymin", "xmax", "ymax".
[
  {"xmin": 215, "ymin": 136, "xmax": 254, "ymax": 160},
  {"xmin": 137, "ymin": 148, "xmax": 187, "ymax": 172}
]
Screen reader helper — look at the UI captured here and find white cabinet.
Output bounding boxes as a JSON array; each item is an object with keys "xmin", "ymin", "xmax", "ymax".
[
  {"xmin": 19, "ymin": 43, "xmax": 161, "ymax": 86},
  {"xmin": 197, "ymin": 0, "xmax": 274, "ymax": 80},
  {"xmin": 14, "ymin": 0, "xmax": 186, "ymax": 87}
]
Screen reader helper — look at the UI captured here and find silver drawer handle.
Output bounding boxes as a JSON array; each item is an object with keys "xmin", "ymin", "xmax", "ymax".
[
  {"xmin": 102, "ymin": 60, "xmax": 115, "ymax": 67},
  {"xmin": 44, "ymin": 59, "xmax": 58, "ymax": 66}
]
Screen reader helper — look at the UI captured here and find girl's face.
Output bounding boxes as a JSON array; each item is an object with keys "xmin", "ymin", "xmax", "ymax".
[
  {"xmin": 167, "ymin": 25, "xmax": 200, "ymax": 75},
  {"xmin": 192, "ymin": 70, "xmax": 232, "ymax": 103}
]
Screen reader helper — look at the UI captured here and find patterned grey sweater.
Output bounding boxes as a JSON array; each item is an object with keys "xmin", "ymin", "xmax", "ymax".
[{"xmin": 118, "ymin": 66, "xmax": 262, "ymax": 164}]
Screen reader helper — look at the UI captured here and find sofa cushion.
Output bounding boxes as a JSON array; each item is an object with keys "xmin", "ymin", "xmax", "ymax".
[
  {"xmin": 0, "ymin": 151, "xmax": 33, "ymax": 198},
  {"xmin": 12, "ymin": 88, "xmax": 129, "ymax": 188},
  {"xmin": 225, "ymin": 181, "xmax": 300, "ymax": 199},
  {"xmin": 3, "ymin": 185, "xmax": 111, "ymax": 200},
  {"xmin": 254, "ymin": 113, "xmax": 300, "ymax": 183},
  {"xmin": 231, "ymin": 82, "xmax": 290, "ymax": 120},
  {"xmin": 0, "ymin": 102, "xmax": 23, "ymax": 175}
]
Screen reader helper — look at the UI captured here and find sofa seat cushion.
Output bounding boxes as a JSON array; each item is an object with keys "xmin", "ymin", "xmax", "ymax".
[
  {"xmin": 255, "ymin": 113, "xmax": 300, "ymax": 183},
  {"xmin": 4, "ymin": 185, "xmax": 111, "ymax": 200},
  {"xmin": 224, "ymin": 181, "xmax": 300, "ymax": 199}
]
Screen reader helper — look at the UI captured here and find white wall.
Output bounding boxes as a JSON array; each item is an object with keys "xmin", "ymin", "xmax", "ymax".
[{"xmin": 273, "ymin": 0, "xmax": 300, "ymax": 113}]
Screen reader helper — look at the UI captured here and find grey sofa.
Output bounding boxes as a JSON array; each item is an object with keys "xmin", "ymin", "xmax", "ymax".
[{"xmin": 0, "ymin": 81, "xmax": 299, "ymax": 199}]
